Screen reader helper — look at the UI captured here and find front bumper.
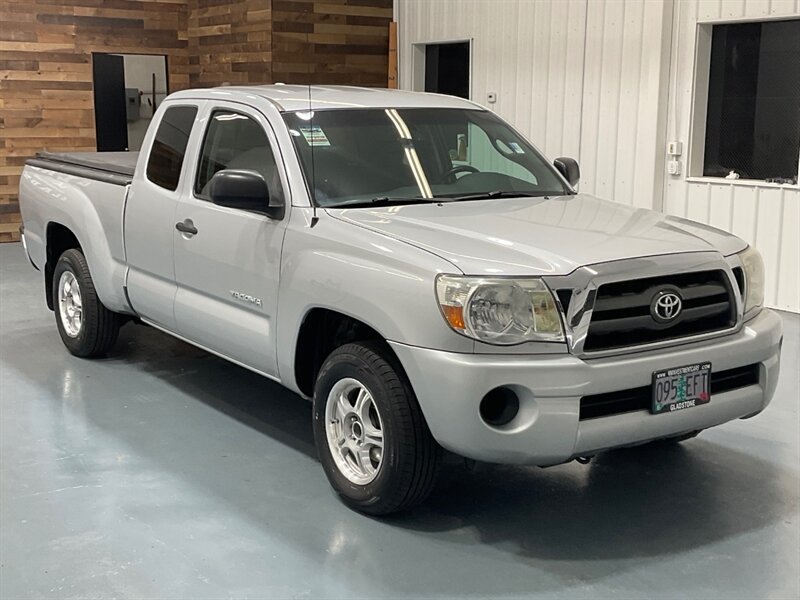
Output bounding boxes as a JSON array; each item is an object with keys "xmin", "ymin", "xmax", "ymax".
[{"xmin": 390, "ymin": 308, "xmax": 783, "ymax": 465}]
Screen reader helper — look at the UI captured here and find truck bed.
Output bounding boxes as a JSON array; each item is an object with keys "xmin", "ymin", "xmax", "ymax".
[{"xmin": 26, "ymin": 151, "xmax": 138, "ymax": 186}]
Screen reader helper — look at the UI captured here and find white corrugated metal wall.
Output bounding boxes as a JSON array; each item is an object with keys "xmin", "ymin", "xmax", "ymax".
[
  {"xmin": 396, "ymin": 0, "xmax": 800, "ymax": 312},
  {"xmin": 580, "ymin": 0, "xmax": 673, "ymax": 209}
]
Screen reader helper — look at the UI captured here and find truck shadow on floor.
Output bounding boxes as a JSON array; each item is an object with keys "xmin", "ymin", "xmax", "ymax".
[
  {"xmin": 4, "ymin": 321, "xmax": 796, "ymax": 576},
  {"xmin": 394, "ymin": 440, "xmax": 794, "ymax": 566},
  {"xmin": 114, "ymin": 322, "xmax": 319, "ymax": 460},
  {"xmin": 114, "ymin": 325, "xmax": 797, "ymax": 564}
]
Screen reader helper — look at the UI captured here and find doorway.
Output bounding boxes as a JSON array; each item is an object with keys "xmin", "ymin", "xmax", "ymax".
[
  {"xmin": 412, "ymin": 40, "xmax": 471, "ymax": 100},
  {"xmin": 92, "ymin": 53, "xmax": 168, "ymax": 152}
]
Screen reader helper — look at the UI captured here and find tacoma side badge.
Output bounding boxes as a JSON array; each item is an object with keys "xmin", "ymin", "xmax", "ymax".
[{"xmin": 230, "ymin": 290, "xmax": 262, "ymax": 308}]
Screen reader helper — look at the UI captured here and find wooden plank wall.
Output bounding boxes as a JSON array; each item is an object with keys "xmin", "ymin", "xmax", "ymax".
[
  {"xmin": 0, "ymin": 0, "xmax": 392, "ymax": 243},
  {"xmin": 187, "ymin": 0, "xmax": 392, "ymax": 87},
  {"xmin": 0, "ymin": 0, "xmax": 190, "ymax": 242},
  {"xmin": 271, "ymin": 0, "xmax": 392, "ymax": 86},
  {"xmin": 187, "ymin": 0, "xmax": 272, "ymax": 86}
]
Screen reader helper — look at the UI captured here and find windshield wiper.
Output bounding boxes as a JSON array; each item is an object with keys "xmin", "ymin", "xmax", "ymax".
[
  {"xmin": 328, "ymin": 190, "xmax": 562, "ymax": 208},
  {"xmin": 437, "ymin": 190, "xmax": 556, "ymax": 202},
  {"xmin": 330, "ymin": 196, "xmax": 440, "ymax": 208}
]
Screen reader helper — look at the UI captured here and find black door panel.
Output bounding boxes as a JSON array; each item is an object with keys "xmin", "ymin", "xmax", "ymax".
[{"xmin": 93, "ymin": 53, "xmax": 128, "ymax": 152}]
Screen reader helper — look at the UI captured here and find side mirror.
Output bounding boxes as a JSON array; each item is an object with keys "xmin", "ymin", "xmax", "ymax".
[
  {"xmin": 208, "ymin": 169, "xmax": 283, "ymax": 219},
  {"xmin": 554, "ymin": 157, "xmax": 580, "ymax": 187}
]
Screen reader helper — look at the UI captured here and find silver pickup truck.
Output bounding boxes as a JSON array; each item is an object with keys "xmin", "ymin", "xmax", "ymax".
[{"xmin": 19, "ymin": 85, "xmax": 783, "ymax": 515}]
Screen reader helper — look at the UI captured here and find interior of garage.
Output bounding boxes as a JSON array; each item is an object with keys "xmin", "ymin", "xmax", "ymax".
[{"xmin": 1, "ymin": 1, "xmax": 799, "ymax": 599}]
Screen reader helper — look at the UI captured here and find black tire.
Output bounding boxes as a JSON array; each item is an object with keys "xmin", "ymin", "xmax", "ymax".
[
  {"xmin": 312, "ymin": 341, "xmax": 441, "ymax": 515},
  {"xmin": 52, "ymin": 249, "xmax": 121, "ymax": 358}
]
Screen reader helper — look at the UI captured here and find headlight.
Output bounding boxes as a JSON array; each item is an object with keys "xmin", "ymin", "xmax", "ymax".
[
  {"xmin": 436, "ymin": 275, "xmax": 565, "ymax": 344},
  {"xmin": 738, "ymin": 246, "xmax": 765, "ymax": 315}
]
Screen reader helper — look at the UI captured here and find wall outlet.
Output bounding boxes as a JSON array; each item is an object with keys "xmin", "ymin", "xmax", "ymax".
[
  {"xmin": 667, "ymin": 141, "xmax": 683, "ymax": 156},
  {"xmin": 667, "ymin": 159, "xmax": 682, "ymax": 175}
]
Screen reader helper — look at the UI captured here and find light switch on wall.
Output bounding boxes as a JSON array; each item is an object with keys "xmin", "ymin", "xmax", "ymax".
[{"xmin": 667, "ymin": 141, "xmax": 683, "ymax": 156}]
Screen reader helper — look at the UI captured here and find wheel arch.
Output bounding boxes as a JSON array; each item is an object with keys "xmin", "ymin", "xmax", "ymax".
[
  {"xmin": 292, "ymin": 307, "xmax": 407, "ymax": 398},
  {"xmin": 44, "ymin": 222, "xmax": 82, "ymax": 310}
]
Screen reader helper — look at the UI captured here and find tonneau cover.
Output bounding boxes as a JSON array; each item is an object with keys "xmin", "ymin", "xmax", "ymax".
[{"xmin": 27, "ymin": 151, "xmax": 138, "ymax": 186}]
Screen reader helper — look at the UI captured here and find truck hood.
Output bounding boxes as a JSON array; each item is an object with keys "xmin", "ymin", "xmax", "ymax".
[{"xmin": 327, "ymin": 194, "xmax": 747, "ymax": 276}]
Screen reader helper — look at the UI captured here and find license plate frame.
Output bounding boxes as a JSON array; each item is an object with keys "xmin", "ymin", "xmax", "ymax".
[{"xmin": 651, "ymin": 362, "xmax": 712, "ymax": 415}]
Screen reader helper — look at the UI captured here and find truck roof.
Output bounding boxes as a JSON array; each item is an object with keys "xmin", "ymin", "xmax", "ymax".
[{"xmin": 168, "ymin": 85, "xmax": 484, "ymax": 112}]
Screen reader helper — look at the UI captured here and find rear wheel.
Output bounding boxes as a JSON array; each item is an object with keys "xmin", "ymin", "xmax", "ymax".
[
  {"xmin": 312, "ymin": 342, "xmax": 440, "ymax": 515},
  {"xmin": 53, "ymin": 249, "xmax": 121, "ymax": 357}
]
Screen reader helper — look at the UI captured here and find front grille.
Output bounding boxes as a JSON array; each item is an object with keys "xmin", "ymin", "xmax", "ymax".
[
  {"xmin": 732, "ymin": 266, "xmax": 745, "ymax": 296},
  {"xmin": 579, "ymin": 363, "xmax": 760, "ymax": 420},
  {"xmin": 583, "ymin": 270, "xmax": 736, "ymax": 352}
]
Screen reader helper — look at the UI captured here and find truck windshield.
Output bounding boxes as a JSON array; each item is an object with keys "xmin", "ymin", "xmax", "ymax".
[{"xmin": 282, "ymin": 108, "xmax": 571, "ymax": 208}]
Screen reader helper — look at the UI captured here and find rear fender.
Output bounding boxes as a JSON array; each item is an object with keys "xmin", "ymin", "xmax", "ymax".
[{"xmin": 20, "ymin": 167, "xmax": 133, "ymax": 314}]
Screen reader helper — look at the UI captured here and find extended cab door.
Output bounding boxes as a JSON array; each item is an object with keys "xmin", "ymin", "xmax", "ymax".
[
  {"xmin": 172, "ymin": 102, "xmax": 289, "ymax": 377},
  {"xmin": 125, "ymin": 102, "xmax": 202, "ymax": 331}
]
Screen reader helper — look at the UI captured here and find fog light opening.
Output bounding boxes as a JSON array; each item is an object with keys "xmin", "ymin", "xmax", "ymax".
[{"xmin": 479, "ymin": 387, "xmax": 520, "ymax": 427}]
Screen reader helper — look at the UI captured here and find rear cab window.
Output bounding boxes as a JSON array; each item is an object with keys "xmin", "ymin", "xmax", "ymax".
[{"xmin": 146, "ymin": 105, "xmax": 198, "ymax": 191}]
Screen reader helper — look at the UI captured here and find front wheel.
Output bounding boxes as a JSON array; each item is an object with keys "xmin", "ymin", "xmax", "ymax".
[
  {"xmin": 312, "ymin": 342, "xmax": 441, "ymax": 515},
  {"xmin": 53, "ymin": 249, "xmax": 121, "ymax": 357}
]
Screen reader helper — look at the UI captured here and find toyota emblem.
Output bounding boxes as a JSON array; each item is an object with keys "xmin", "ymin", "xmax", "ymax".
[{"xmin": 651, "ymin": 290, "xmax": 682, "ymax": 323}]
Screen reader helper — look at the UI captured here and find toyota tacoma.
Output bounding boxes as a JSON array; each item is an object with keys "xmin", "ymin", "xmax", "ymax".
[{"xmin": 18, "ymin": 86, "xmax": 783, "ymax": 515}]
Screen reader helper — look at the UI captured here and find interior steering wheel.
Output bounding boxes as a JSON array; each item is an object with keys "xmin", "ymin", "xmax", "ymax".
[{"xmin": 439, "ymin": 164, "xmax": 479, "ymax": 183}]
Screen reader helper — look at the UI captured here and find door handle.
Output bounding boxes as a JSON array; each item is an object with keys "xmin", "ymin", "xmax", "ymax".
[{"xmin": 175, "ymin": 219, "xmax": 198, "ymax": 236}]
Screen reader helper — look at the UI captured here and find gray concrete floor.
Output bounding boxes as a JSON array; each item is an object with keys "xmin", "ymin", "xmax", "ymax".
[{"xmin": 1, "ymin": 242, "xmax": 798, "ymax": 600}]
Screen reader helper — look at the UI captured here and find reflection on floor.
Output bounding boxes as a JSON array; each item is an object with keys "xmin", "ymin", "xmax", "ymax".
[{"xmin": 1, "ymin": 242, "xmax": 798, "ymax": 599}]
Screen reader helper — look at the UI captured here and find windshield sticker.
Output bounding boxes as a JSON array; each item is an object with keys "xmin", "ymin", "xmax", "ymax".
[
  {"xmin": 299, "ymin": 126, "xmax": 331, "ymax": 147},
  {"xmin": 508, "ymin": 142, "xmax": 525, "ymax": 154}
]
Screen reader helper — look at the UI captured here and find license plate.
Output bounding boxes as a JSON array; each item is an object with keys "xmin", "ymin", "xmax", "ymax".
[{"xmin": 651, "ymin": 362, "xmax": 711, "ymax": 414}]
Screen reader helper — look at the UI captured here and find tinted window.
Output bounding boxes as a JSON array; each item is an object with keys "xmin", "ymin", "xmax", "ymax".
[
  {"xmin": 146, "ymin": 105, "xmax": 197, "ymax": 191},
  {"xmin": 704, "ymin": 19, "xmax": 800, "ymax": 182},
  {"xmin": 282, "ymin": 108, "xmax": 568, "ymax": 207},
  {"xmin": 195, "ymin": 110, "xmax": 284, "ymax": 205}
]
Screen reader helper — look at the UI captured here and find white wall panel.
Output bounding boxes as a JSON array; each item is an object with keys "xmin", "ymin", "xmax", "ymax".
[{"xmin": 578, "ymin": 0, "xmax": 673, "ymax": 209}]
